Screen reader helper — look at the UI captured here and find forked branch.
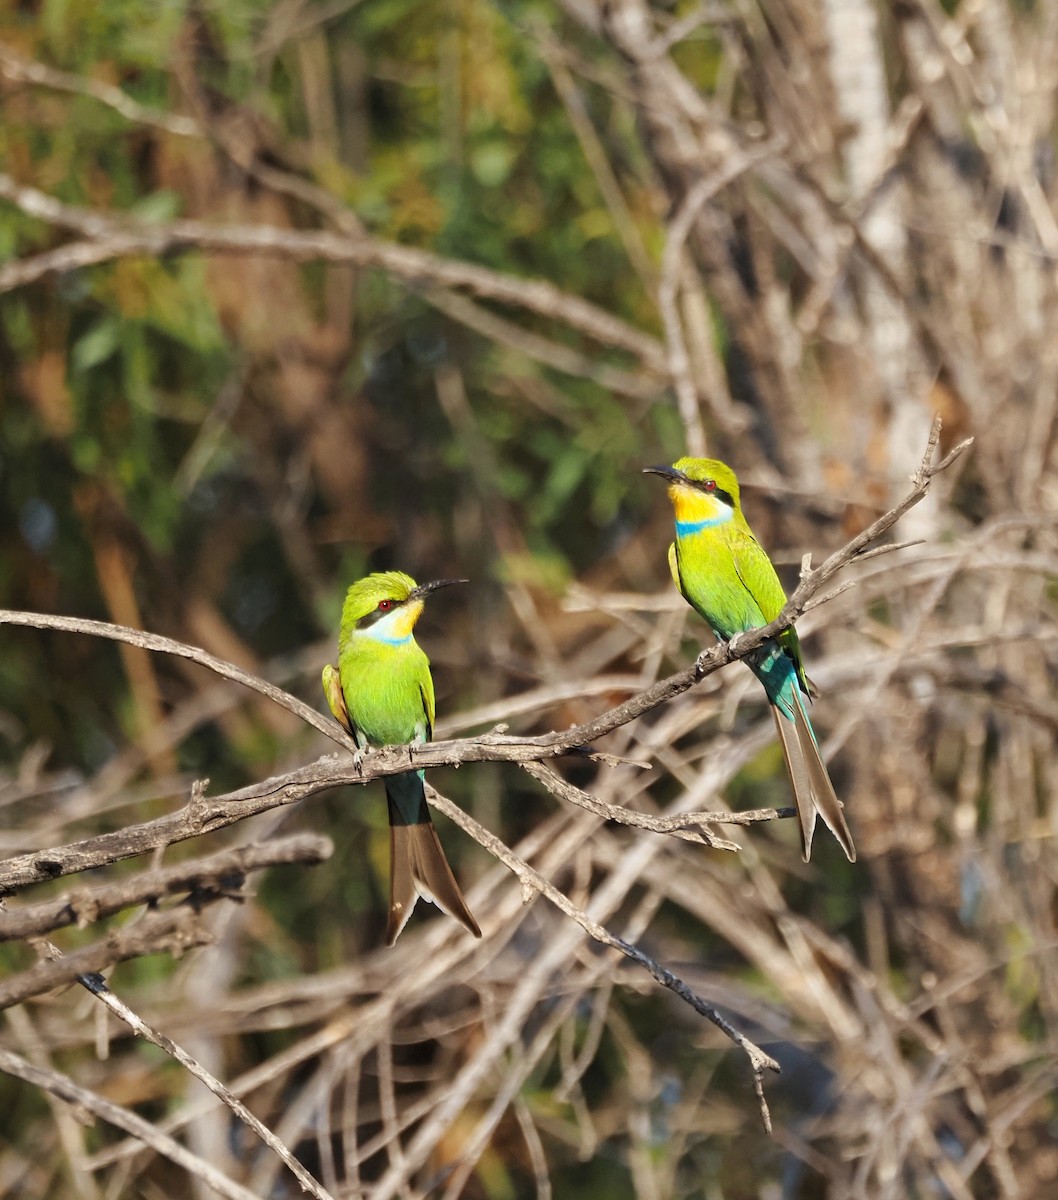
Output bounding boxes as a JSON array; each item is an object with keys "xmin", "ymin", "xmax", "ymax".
[{"xmin": 0, "ymin": 417, "xmax": 971, "ymax": 894}]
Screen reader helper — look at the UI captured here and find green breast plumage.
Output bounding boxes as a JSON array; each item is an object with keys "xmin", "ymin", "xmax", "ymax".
[
  {"xmin": 671, "ymin": 521, "xmax": 811, "ymax": 703},
  {"xmin": 338, "ymin": 638, "xmax": 434, "ymax": 749}
]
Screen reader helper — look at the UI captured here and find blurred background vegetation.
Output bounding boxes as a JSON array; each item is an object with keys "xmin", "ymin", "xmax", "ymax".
[{"xmin": 2, "ymin": 0, "xmax": 1058, "ymax": 1196}]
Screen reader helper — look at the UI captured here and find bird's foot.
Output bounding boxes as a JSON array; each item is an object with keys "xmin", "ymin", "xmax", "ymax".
[
  {"xmin": 352, "ymin": 748, "xmax": 365, "ymax": 776},
  {"xmin": 695, "ymin": 648, "xmax": 710, "ymax": 676},
  {"xmin": 727, "ymin": 631, "xmax": 746, "ymax": 657}
]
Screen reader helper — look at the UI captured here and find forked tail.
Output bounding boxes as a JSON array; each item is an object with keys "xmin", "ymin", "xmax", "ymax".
[
  {"xmin": 385, "ymin": 772, "xmax": 482, "ymax": 945},
  {"xmin": 771, "ymin": 694, "xmax": 856, "ymax": 863}
]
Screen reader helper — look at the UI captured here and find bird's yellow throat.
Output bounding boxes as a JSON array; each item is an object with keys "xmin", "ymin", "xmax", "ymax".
[
  {"xmin": 669, "ymin": 483, "xmax": 729, "ymax": 527},
  {"xmin": 388, "ymin": 599, "xmax": 424, "ymax": 639},
  {"xmin": 357, "ymin": 598, "xmax": 424, "ymax": 644}
]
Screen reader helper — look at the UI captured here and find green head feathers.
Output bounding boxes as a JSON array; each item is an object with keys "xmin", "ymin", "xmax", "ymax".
[
  {"xmin": 338, "ymin": 571, "xmax": 468, "ymax": 644},
  {"xmin": 341, "ymin": 571, "xmax": 418, "ymax": 626},
  {"xmin": 670, "ymin": 458, "xmax": 741, "ymax": 509},
  {"xmin": 643, "ymin": 457, "xmax": 742, "ymax": 513}
]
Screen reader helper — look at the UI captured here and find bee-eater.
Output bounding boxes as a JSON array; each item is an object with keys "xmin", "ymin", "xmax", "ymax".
[
  {"xmin": 644, "ymin": 458, "xmax": 856, "ymax": 862},
  {"xmin": 322, "ymin": 571, "xmax": 482, "ymax": 944}
]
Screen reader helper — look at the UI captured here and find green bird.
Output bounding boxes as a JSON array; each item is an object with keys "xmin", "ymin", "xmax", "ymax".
[
  {"xmin": 322, "ymin": 571, "xmax": 482, "ymax": 944},
  {"xmin": 644, "ymin": 458, "xmax": 856, "ymax": 862}
]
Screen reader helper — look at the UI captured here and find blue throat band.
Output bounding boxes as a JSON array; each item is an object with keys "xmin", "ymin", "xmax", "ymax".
[
  {"xmin": 676, "ymin": 512, "xmax": 731, "ymax": 535},
  {"xmin": 356, "ymin": 626, "xmax": 413, "ymax": 647},
  {"xmin": 373, "ymin": 632, "xmax": 412, "ymax": 646}
]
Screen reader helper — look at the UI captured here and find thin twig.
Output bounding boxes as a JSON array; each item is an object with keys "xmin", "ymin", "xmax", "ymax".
[
  {"xmin": 0, "ymin": 909, "xmax": 212, "ymax": 1011},
  {"xmin": 423, "ymin": 285, "xmax": 665, "ymax": 401},
  {"xmin": 0, "ymin": 174, "xmax": 666, "ymax": 370},
  {"xmin": 0, "ymin": 46, "xmax": 200, "ymax": 137},
  {"xmin": 803, "ymin": 579, "xmax": 859, "ymax": 613},
  {"xmin": 853, "ymin": 538, "xmax": 926, "ymax": 563},
  {"xmin": 0, "ymin": 834, "xmax": 332, "ymax": 941},
  {"xmin": 657, "ymin": 144, "xmax": 779, "ymax": 455},
  {"xmin": 0, "ymin": 608, "xmax": 349, "ymax": 751},
  {"xmin": 523, "ymin": 761, "xmax": 742, "ymax": 850},
  {"xmin": 0, "ymin": 417, "xmax": 971, "ymax": 895},
  {"xmin": 76, "ymin": 974, "xmax": 335, "ymax": 1200},
  {"xmin": 0, "ymin": 1048, "xmax": 262, "ymax": 1200},
  {"xmin": 428, "ymin": 789, "xmax": 781, "ymax": 1127}
]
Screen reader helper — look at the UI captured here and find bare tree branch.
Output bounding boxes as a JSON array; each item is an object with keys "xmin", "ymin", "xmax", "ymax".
[
  {"xmin": 0, "ymin": 834, "xmax": 332, "ymax": 941},
  {"xmin": 0, "ymin": 45, "xmax": 200, "ymax": 137},
  {"xmin": 0, "ymin": 1048, "xmax": 263, "ymax": 1200},
  {"xmin": 422, "ymin": 285, "xmax": 666, "ymax": 401},
  {"xmin": 0, "ymin": 909, "xmax": 212, "ymax": 1011},
  {"xmin": 656, "ymin": 145, "xmax": 782, "ymax": 455},
  {"xmin": 424, "ymin": 784, "xmax": 783, "ymax": 1152},
  {"xmin": 0, "ymin": 173, "xmax": 666, "ymax": 370},
  {"xmin": 0, "ymin": 608, "xmax": 350, "ymax": 751},
  {"xmin": 521, "ymin": 760, "xmax": 795, "ymax": 849},
  {"xmin": 77, "ymin": 975, "xmax": 335, "ymax": 1200},
  {"xmin": 0, "ymin": 417, "xmax": 971, "ymax": 896}
]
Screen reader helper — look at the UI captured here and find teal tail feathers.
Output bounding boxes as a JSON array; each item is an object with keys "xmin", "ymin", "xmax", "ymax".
[
  {"xmin": 384, "ymin": 772, "xmax": 482, "ymax": 945},
  {"xmin": 755, "ymin": 648, "xmax": 855, "ymax": 862}
]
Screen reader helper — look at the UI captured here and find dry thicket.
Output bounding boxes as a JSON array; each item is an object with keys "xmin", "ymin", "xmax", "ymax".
[{"xmin": 2, "ymin": 1, "xmax": 1058, "ymax": 1198}]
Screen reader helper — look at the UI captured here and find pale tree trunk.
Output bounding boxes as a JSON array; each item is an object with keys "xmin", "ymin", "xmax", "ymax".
[{"xmin": 819, "ymin": 0, "xmax": 935, "ymax": 533}]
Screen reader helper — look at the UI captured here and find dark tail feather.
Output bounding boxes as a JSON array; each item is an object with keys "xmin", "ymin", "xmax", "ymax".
[
  {"xmin": 771, "ymin": 703, "xmax": 856, "ymax": 863},
  {"xmin": 385, "ymin": 784, "xmax": 481, "ymax": 945}
]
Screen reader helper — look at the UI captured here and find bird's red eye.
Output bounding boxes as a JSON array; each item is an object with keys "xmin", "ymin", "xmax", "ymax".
[
  {"xmin": 704, "ymin": 479, "xmax": 716, "ymax": 492},
  {"xmin": 377, "ymin": 599, "xmax": 393, "ymax": 611}
]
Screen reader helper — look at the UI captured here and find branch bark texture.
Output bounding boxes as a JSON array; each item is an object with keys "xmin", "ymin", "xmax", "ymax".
[{"xmin": 0, "ymin": 417, "xmax": 970, "ymax": 896}]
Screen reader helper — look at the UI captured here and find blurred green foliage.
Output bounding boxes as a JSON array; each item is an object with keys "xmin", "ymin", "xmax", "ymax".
[
  {"xmin": 0, "ymin": 8, "xmax": 693, "ymax": 1186},
  {"xmin": 0, "ymin": 2, "xmax": 924, "ymax": 1196},
  {"xmin": 3, "ymin": 0, "xmax": 1056, "ymax": 1195},
  {"xmin": 0, "ymin": 0, "xmax": 678, "ymax": 777}
]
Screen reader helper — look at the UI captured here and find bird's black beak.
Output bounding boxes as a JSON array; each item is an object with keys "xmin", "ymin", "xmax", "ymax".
[
  {"xmin": 642, "ymin": 465, "xmax": 685, "ymax": 483},
  {"xmin": 411, "ymin": 578, "xmax": 469, "ymax": 601}
]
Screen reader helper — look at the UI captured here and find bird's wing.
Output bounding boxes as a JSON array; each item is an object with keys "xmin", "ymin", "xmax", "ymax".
[
  {"xmin": 729, "ymin": 526, "xmax": 813, "ymax": 693},
  {"xmin": 667, "ymin": 542, "xmax": 687, "ymax": 600},
  {"xmin": 727, "ymin": 525, "xmax": 786, "ymax": 622},
  {"xmin": 322, "ymin": 664, "xmax": 355, "ymax": 736},
  {"xmin": 418, "ymin": 673, "xmax": 435, "ymax": 743}
]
